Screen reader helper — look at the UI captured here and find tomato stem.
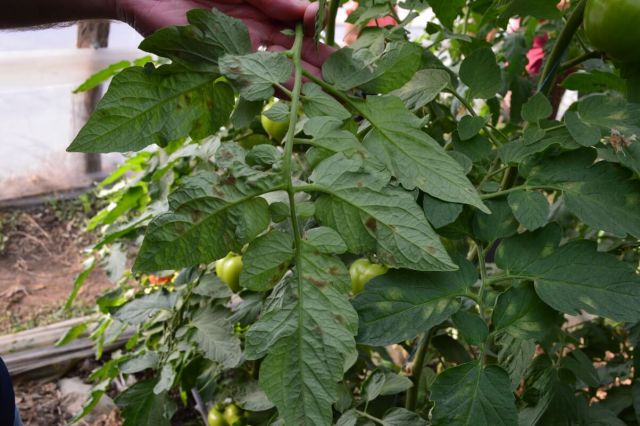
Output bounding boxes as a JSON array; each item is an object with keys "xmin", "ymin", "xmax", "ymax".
[
  {"xmin": 326, "ymin": 0, "xmax": 340, "ymax": 47},
  {"xmin": 560, "ymin": 50, "xmax": 602, "ymax": 71},
  {"xmin": 405, "ymin": 330, "xmax": 433, "ymax": 411},
  {"xmin": 538, "ymin": 0, "xmax": 586, "ymax": 95}
]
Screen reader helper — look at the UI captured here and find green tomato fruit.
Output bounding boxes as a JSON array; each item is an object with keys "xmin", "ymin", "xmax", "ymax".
[
  {"xmin": 261, "ymin": 100, "xmax": 290, "ymax": 142},
  {"xmin": 584, "ymin": 0, "xmax": 640, "ymax": 64},
  {"xmin": 224, "ymin": 404, "xmax": 242, "ymax": 426},
  {"xmin": 216, "ymin": 253, "xmax": 243, "ymax": 292},
  {"xmin": 349, "ymin": 259, "xmax": 388, "ymax": 295},
  {"xmin": 208, "ymin": 407, "xmax": 226, "ymax": 426}
]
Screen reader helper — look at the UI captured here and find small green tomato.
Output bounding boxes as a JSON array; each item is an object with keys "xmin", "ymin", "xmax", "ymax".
[
  {"xmin": 216, "ymin": 253, "xmax": 243, "ymax": 292},
  {"xmin": 207, "ymin": 407, "xmax": 226, "ymax": 426},
  {"xmin": 349, "ymin": 258, "xmax": 388, "ymax": 295}
]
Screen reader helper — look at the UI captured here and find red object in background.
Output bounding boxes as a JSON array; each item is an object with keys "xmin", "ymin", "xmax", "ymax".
[
  {"xmin": 527, "ymin": 34, "xmax": 549, "ymax": 75},
  {"xmin": 148, "ymin": 274, "xmax": 174, "ymax": 286}
]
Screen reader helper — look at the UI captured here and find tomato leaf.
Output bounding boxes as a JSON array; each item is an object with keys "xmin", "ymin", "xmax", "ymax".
[
  {"xmin": 459, "ymin": 48, "xmax": 501, "ymax": 99},
  {"xmin": 353, "ymin": 258, "xmax": 477, "ymax": 346},
  {"xmin": 245, "ymin": 245, "xmax": 357, "ymax": 426},
  {"xmin": 496, "ymin": 225, "xmax": 640, "ymax": 322},
  {"xmin": 139, "ymin": 9, "xmax": 252, "ymax": 71},
  {"xmin": 430, "ymin": 362, "xmax": 517, "ymax": 426},
  {"xmin": 311, "ymin": 153, "xmax": 456, "ymax": 271},
  {"xmin": 115, "ymin": 379, "xmax": 177, "ymax": 426},
  {"xmin": 492, "ymin": 283, "xmax": 561, "ymax": 340},
  {"xmin": 240, "ymin": 231, "xmax": 293, "ymax": 292},
  {"xmin": 192, "ymin": 306, "xmax": 242, "ymax": 369},
  {"xmin": 526, "ymin": 149, "xmax": 640, "ymax": 238},
  {"xmin": 355, "ymin": 96, "xmax": 489, "ymax": 212},
  {"xmin": 67, "ymin": 67, "xmax": 235, "ymax": 153},
  {"xmin": 220, "ymin": 51, "xmax": 292, "ymax": 101}
]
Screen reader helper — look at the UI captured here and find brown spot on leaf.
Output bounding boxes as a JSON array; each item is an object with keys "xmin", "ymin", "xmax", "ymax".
[
  {"xmin": 365, "ymin": 217, "xmax": 377, "ymax": 232},
  {"xmin": 222, "ymin": 175, "xmax": 236, "ymax": 186},
  {"xmin": 304, "ymin": 274, "xmax": 328, "ymax": 288},
  {"xmin": 328, "ymin": 266, "xmax": 340, "ymax": 276}
]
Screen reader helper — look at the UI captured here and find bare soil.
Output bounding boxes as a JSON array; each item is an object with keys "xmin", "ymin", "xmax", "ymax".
[{"xmin": 0, "ymin": 201, "xmax": 113, "ymax": 335}]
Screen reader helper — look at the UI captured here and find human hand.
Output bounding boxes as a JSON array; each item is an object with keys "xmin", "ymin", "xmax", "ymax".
[{"xmin": 115, "ymin": 0, "xmax": 333, "ymax": 72}]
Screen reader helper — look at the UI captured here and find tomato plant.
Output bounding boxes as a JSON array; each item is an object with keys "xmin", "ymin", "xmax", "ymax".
[{"xmin": 62, "ymin": 1, "xmax": 640, "ymax": 425}]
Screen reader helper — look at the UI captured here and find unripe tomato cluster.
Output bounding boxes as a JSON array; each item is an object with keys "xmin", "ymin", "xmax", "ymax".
[{"xmin": 208, "ymin": 403, "xmax": 244, "ymax": 426}]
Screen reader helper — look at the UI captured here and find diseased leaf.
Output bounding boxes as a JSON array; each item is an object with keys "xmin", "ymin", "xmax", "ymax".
[
  {"xmin": 322, "ymin": 42, "xmax": 422, "ymax": 94},
  {"xmin": 430, "ymin": 362, "xmax": 518, "ymax": 426},
  {"xmin": 496, "ymin": 225, "xmax": 640, "ymax": 322},
  {"xmin": 244, "ymin": 245, "xmax": 357, "ymax": 426},
  {"xmin": 133, "ymin": 169, "xmax": 278, "ymax": 272},
  {"xmin": 240, "ymin": 231, "xmax": 293, "ymax": 291},
  {"xmin": 68, "ymin": 67, "xmax": 235, "ymax": 153},
  {"xmin": 353, "ymin": 259, "xmax": 476, "ymax": 346},
  {"xmin": 312, "ymin": 153, "xmax": 456, "ymax": 271},
  {"xmin": 355, "ymin": 96, "xmax": 488, "ymax": 212},
  {"xmin": 220, "ymin": 51, "xmax": 292, "ymax": 101},
  {"xmin": 139, "ymin": 9, "xmax": 251, "ymax": 70},
  {"xmin": 578, "ymin": 94, "xmax": 640, "ymax": 137}
]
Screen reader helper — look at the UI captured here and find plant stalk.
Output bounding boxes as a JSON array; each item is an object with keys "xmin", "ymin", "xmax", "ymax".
[
  {"xmin": 326, "ymin": 0, "xmax": 340, "ymax": 47},
  {"xmin": 405, "ymin": 330, "xmax": 432, "ymax": 411},
  {"xmin": 538, "ymin": 0, "xmax": 586, "ymax": 95}
]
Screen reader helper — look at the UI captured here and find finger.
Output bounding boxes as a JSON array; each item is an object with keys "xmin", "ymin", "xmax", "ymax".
[
  {"xmin": 245, "ymin": 0, "xmax": 310, "ymax": 23},
  {"xmin": 303, "ymin": 2, "xmax": 318, "ymax": 35},
  {"xmin": 267, "ymin": 45, "xmax": 322, "ymax": 94},
  {"xmin": 268, "ymin": 30, "xmax": 335, "ymax": 68},
  {"xmin": 300, "ymin": 39, "xmax": 335, "ymax": 68}
]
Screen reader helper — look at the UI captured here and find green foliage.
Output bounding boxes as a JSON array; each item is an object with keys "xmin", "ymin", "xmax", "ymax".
[{"xmin": 65, "ymin": 2, "xmax": 640, "ymax": 425}]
